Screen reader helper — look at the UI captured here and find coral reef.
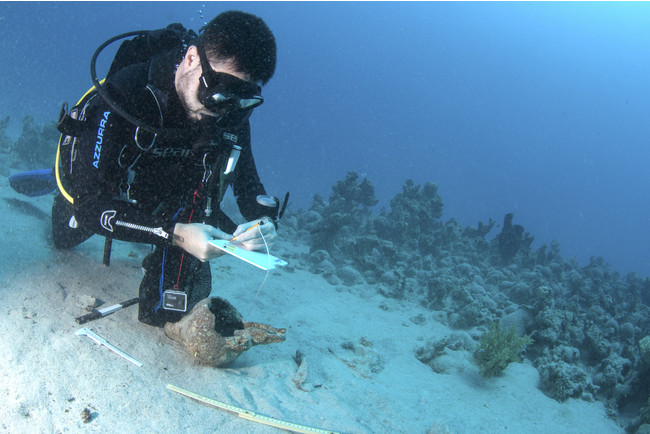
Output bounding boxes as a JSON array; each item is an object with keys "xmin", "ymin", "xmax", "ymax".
[
  {"xmin": 301, "ymin": 175, "xmax": 448, "ymax": 289},
  {"xmin": 14, "ymin": 116, "xmax": 59, "ymax": 169},
  {"xmin": 0, "ymin": 116, "xmax": 59, "ymax": 170},
  {"xmin": 496, "ymin": 213, "xmax": 533, "ymax": 264},
  {"xmin": 0, "ymin": 116, "xmax": 12, "ymax": 177},
  {"xmin": 308, "ymin": 171, "xmax": 378, "ymax": 256},
  {"xmin": 288, "ymin": 172, "xmax": 650, "ymax": 430},
  {"xmin": 640, "ymin": 336, "xmax": 650, "ymax": 362},
  {"xmin": 381, "ymin": 179, "xmax": 444, "ymax": 253},
  {"xmin": 0, "ymin": 116, "xmax": 11, "ymax": 153},
  {"xmin": 538, "ymin": 359, "xmax": 589, "ymax": 402}
]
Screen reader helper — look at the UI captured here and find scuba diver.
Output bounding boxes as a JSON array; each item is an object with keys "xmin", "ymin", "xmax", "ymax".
[{"xmin": 48, "ymin": 11, "xmax": 284, "ymax": 327}]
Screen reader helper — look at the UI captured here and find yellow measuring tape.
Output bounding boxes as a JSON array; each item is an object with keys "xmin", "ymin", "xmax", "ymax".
[{"xmin": 166, "ymin": 384, "xmax": 339, "ymax": 434}]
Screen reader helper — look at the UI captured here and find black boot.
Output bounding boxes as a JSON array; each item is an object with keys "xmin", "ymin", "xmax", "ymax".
[{"xmin": 51, "ymin": 194, "xmax": 94, "ymax": 249}]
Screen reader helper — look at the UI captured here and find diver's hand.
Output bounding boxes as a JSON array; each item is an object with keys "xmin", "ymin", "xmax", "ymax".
[
  {"xmin": 232, "ymin": 218, "xmax": 276, "ymax": 251},
  {"xmin": 172, "ymin": 223, "xmax": 230, "ymax": 261}
]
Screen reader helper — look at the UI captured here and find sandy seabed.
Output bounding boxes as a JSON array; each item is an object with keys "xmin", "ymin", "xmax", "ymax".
[{"xmin": 0, "ymin": 185, "xmax": 622, "ymax": 433}]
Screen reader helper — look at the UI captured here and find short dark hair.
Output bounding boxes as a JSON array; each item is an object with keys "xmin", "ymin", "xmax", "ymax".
[{"xmin": 201, "ymin": 11, "xmax": 276, "ymax": 85}]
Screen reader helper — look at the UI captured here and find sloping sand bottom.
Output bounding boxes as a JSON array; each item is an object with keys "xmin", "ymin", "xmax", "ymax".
[{"xmin": 0, "ymin": 190, "xmax": 622, "ymax": 433}]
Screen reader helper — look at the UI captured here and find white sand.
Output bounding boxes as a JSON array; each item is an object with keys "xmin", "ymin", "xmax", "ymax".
[{"xmin": 0, "ymin": 184, "xmax": 623, "ymax": 433}]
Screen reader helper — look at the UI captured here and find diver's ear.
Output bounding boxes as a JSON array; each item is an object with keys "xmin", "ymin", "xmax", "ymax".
[{"xmin": 182, "ymin": 46, "xmax": 201, "ymax": 71}]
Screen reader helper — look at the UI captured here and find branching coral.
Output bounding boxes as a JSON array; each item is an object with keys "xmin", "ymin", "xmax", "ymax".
[
  {"xmin": 382, "ymin": 179, "xmax": 444, "ymax": 253},
  {"xmin": 0, "ymin": 116, "xmax": 11, "ymax": 153},
  {"xmin": 14, "ymin": 116, "xmax": 59, "ymax": 169},
  {"xmin": 308, "ymin": 171, "xmax": 378, "ymax": 255},
  {"xmin": 640, "ymin": 336, "xmax": 650, "ymax": 363}
]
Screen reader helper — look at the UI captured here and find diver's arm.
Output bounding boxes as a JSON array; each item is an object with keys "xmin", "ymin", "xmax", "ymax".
[
  {"xmin": 228, "ymin": 123, "xmax": 277, "ymax": 250},
  {"xmin": 231, "ymin": 123, "xmax": 273, "ymax": 221},
  {"xmin": 170, "ymin": 223, "xmax": 230, "ymax": 261},
  {"xmin": 70, "ymin": 96, "xmax": 179, "ymax": 245}
]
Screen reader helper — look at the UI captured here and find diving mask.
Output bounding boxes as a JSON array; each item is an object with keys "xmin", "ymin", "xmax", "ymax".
[{"xmin": 196, "ymin": 42, "xmax": 263, "ymax": 127}]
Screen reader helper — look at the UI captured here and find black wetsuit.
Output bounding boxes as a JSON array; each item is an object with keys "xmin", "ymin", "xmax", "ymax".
[{"xmin": 52, "ymin": 49, "xmax": 270, "ymax": 326}]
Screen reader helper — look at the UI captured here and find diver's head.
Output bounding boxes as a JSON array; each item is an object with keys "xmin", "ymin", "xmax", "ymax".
[
  {"xmin": 201, "ymin": 11, "xmax": 276, "ymax": 85},
  {"xmin": 174, "ymin": 11, "xmax": 276, "ymax": 126}
]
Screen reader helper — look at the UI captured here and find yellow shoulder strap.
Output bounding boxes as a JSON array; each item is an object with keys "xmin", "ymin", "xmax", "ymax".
[{"xmin": 55, "ymin": 80, "xmax": 105, "ymax": 204}]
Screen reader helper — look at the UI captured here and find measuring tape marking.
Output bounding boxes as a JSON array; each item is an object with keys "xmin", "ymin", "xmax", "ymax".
[{"xmin": 166, "ymin": 384, "xmax": 339, "ymax": 434}]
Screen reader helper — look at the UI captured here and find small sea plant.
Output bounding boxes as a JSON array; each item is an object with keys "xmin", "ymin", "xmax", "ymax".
[{"xmin": 474, "ymin": 322, "xmax": 533, "ymax": 377}]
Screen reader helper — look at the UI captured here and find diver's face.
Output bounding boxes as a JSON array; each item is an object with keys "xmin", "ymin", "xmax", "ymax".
[{"xmin": 174, "ymin": 46, "xmax": 251, "ymax": 121}]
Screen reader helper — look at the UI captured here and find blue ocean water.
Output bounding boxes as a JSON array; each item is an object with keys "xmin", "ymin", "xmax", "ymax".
[{"xmin": 1, "ymin": 1, "xmax": 649, "ymax": 277}]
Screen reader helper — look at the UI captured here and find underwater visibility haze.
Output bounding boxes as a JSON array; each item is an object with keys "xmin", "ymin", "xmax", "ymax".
[
  {"xmin": 1, "ymin": 1, "xmax": 649, "ymax": 277},
  {"xmin": 2, "ymin": 2, "xmax": 650, "ymax": 432}
]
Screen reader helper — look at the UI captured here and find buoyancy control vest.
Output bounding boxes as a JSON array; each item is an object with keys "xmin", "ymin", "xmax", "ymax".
[
  {"xmin": 55, "ymin": 23, "xmax": 289, "ymax": 255},
  {"xmin": 55, "ymin": 24, "xmax": 197, "ymax": 204}
]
